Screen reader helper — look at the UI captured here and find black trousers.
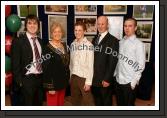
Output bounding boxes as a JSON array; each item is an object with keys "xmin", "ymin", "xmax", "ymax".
[
  {"xmin": 21, "ymin": 74, "xmax": 43, "ymax": 106},
  {"xmin": 91, "ymin": 86, "xmax": 112, "ymax": 106},
  {"xmin": 115, "ymin": 81, "xmax": 136, "ymax": 106},
  {"xmin": 11, "ymin": 80, "xmax": 24, "ymax": 106}
]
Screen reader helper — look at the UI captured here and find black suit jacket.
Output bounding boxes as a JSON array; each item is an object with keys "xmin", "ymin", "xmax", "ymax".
[
  {"xmin": 11, "ymin": 33, "xmax": 43, "ymax": 85},
  {"xmin": 92, "ymin": 32, "xmax": 119, "ymax": 87}
]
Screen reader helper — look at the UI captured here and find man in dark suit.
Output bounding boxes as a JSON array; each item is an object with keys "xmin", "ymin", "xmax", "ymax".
[
  {"xmin": 91, "ymin": 16, "xmax": 119, "ymax": 106},
  {"xmin": 11, "ymin": 15, "xmax": 43, "ymax": 106}
]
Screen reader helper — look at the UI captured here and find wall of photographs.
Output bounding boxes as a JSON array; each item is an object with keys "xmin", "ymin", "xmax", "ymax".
[
  {"xmin": 6, "ymin": 5, "xmax": 155, "ymax": 100},
  {"xmin": 9, "ymin": 5, "xmax": 155, "ymax": 63}
]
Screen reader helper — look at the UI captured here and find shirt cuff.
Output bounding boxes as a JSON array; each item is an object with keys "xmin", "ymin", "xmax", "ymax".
[
  {"xmin": 85, "ymin": 79, "xmax": 92, "ymax": 86},
  {"xmin": 130, "ymin": 79, "xmax": 138, "ymax": 88}
]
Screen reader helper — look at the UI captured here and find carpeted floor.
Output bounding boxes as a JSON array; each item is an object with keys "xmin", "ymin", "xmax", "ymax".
[{"xmin": 5, "ymin": 85, "xmax": 155, "ymax": 106}]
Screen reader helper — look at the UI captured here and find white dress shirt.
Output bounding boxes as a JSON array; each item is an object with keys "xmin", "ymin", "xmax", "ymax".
[
  {"xmin": 26, "ymin": 32, "xmax": 42, "ymax": 75},
  {"xmin": 114, "ymin": 35, "xmax": 145, "ymax": 88},
  {"xmin": 98, "ymin": 31, "xmax": 108, "ymax": 44},
  {"xmin": 69, "ymin": 37, "xmax": 94, "ymax": 85}
]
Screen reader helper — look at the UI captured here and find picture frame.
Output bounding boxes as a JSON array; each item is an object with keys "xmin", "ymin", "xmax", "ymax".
[
  {"xmin": 136, "ymin": 21, "xmax": 153, "ymax": 42},
  {"xmin": 133, "ymin": 5, "xmax": 154, "ymax": 20},
  {"xmin": 17, "ymin": 21, "xmax": 42, "ymax": 39},
  {"xmin": 48, "ymin": 15, "xmax": 67, "ymax": 42},
  {"xmin": 103, "ymin": 5, "xmax": 127, "ymax": 14},
  {"xmin": 44, "ymin": 5, "xmax": 68, "ymax": 15},
  {"xmin": 107, "ymin": 16, "xmax": 124, "ymax": 40},
  {"xmin": 17, "ymin": 5, "xmax": 38, "ymax": 18},
  {"xmin": 75, "ymin": 5, "xmax": 97, "ymax": 15},
  {"xmin": 75, "ymin": 16, "xmax": 97, "ymax": 35},
  {"xmin": 144, "ymin": 43, "xmax": 151, "ymax": 62}
]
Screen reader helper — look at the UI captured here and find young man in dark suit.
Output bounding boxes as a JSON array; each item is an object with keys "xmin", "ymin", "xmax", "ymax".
[
  {"xmin": 11, "ymin": 15, "xmax": 44, "ymax": 106},
  {"xmin": 91, "ymin": 16, "xmax": 119, "ymax": 106}
]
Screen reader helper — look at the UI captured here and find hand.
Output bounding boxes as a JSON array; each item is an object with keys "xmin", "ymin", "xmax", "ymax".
[
  {"xmin": 48, "ymin": 90, "xmax": 56, "ymax": 95},
  {"xmin": 83, "ymin": 84, "xmax": 91, "ymax": 92},
  {"xmin": 102, "ymin": 80, "xmax": 110, "ymax": 87},
  {"xmin": 17, "ymin": 81, "xmax": 22, "ymax": 87},
  {"xmin": 19, "ymin": 82, "xmax": 22, "ymax": 87}
]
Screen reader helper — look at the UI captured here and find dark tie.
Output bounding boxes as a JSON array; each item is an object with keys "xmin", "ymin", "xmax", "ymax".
[
  {"xmin": 32, "ymin": 37, "xmax": 42, "ymax": 72},
  {"xmin": 95, "ymin": 34, "xmax": 101, "ymax": 45}
]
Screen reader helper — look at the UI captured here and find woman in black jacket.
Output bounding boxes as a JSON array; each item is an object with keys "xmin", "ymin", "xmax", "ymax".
[{"xmin": 42, "ymin": 22, "xmax": 69, "ymax": 106}]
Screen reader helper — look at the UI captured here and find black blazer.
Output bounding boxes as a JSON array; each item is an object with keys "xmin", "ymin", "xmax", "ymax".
[
  {"xmin": 92, "ymin": 32, "xmax": 119, "ymax": 87},
  {"xmin": 11, "ymin": 33, "xmax": 43, "ymax": 85},
  {"xmin": 42, "ymin": 43, "xmax": 70, "ymax": 91}
]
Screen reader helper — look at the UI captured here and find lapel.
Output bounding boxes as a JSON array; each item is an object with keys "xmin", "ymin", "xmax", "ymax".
[
  {"xmin": 92, "ymin": 37, "xmax": 96, "ymax": 46},
  {"xmin": 22, "ymin": 33, "xmax": 33, "ymax": 58}
]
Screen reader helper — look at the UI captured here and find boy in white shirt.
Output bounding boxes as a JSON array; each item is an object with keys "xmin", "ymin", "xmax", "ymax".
[
  {"xmin": 69, "ymin": 22, "xmax": 94, "ymax": 105},
  {"xmin": 114, "ymin": 18, "xmax": 145, "ymax": 106}
]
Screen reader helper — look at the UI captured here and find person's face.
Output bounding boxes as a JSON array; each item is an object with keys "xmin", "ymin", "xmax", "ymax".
[
  {"xmin": 124, "ymin": 20, "xmax": 137, "ymax": 37},
  {"xmin": 52, "ymin": 27, "xmax": 63, "ymax": 41},
  {"xmin": 97, "ymin": 17, "xmax": 108, "ymax": 33},
  {"xmin": 74, "ymin": 25, "xmax": 85, "ymax": 40},
  {"xmin": 26, "ymin": 19, "xmax": 38, "ymax": 36}
]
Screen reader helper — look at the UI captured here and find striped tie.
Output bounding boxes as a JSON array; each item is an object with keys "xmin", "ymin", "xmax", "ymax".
[{"xmin": 32, "ymin": 37, "xmax": 42, "ymax": 72}]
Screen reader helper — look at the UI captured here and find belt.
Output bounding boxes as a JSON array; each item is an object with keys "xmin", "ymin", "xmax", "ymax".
[{"xmin": 25, "ymin": 74, "xmax": 42, "ymax": 78}]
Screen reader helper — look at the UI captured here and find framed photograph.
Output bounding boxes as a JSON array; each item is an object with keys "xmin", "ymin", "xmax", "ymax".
[
  {"xmin": 136, "ymin": 21, "xmax": 153, "ymax": 42},
  {"xmin": 48, "ymin": 15, "xmax": 67, "ymax": 42},
  {"xmin": 107, "ymin": 16, "xmax": 124, "ymax": 40},
  {"xmin": 86, "ymin": 35, "xmax": 95, "ymax": 43},
  {"xmin": 133, "ymin": 5, "xmax": 154, "ymax": 20},
  {"xmin": 17, "ymin": 5, "xmax": 38, "ymax": 18},
  {"xmin": 75, "ymin": 5, "xmax": 97, "ymax": 15},
  {"xmin": 75, "ymin": 16, "xmax": 97, "ymax": 35},
  {"xmin": 103, "ymin": 5, "xmax": 127, "ymax": 14},
  {"xmin": 17, "ymin": 21, "xmax": 42, "ymax": 38},
  {"xmin": 144, "ymin": 43, "xmax": 151, "ymax": 62},
  {"xmin": 44, "ymin": 5, "xmax": 68, "ymax": 15}
]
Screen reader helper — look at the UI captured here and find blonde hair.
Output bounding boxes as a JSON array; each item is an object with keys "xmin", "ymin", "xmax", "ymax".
[{"xmin": 50, "ymin": 22, "xmax": 65, "ymax": 39}]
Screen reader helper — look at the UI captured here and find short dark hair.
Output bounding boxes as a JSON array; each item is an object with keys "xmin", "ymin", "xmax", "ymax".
[
  {"xmin": 124, "ymin": 17, "xmax": 137, "ymax": 26},
  {"xmin": 24, "ymin": 14, "xmax": 40, "ymax": 32},
  {"xmin": 74, "ymin": 21, "xmax": 86, "ymax": 31}
]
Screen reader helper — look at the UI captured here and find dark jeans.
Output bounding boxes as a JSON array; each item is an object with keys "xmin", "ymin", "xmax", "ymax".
[{"xmin": 115, "ymin": 81, "xmax": 136, "ymax": 106}]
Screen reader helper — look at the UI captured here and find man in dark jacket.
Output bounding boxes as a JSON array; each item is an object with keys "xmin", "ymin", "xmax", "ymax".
[
  {"xmin": 11, "ymin": 15, "xmax": 43, "ymax": 106},
  {"xmin": 91, "ymin": 16, "xmax": 119, "ymax": 106}
]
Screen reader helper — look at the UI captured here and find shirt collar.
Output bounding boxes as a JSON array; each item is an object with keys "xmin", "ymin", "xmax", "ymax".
[
  {"xmin": 26, "ymin": 32, "xmax": 37, "ymax": 40},
  {"xmin": 74, "ymin": 37, "xmax": 87, "ymax": 44},
  {"xmin": 99, "ymin": 31, "xmax": 108, "ymax": 38},
  {"xmin": 123, "ymin": 34, "xmax": 136, "ymax": 41}
]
